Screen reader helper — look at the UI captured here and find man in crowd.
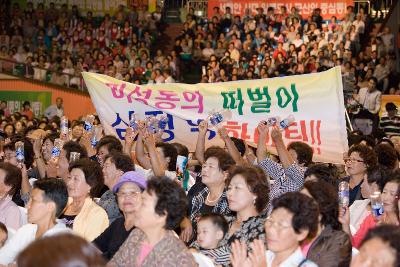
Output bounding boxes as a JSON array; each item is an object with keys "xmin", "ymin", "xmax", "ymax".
[{"xmin": 44, "ymin": 97, "xmax": 64, "ymax": 119}]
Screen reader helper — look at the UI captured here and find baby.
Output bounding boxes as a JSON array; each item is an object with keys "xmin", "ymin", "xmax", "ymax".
[
  {"xmin": 196, "ymin": 213, "xmax": 228, "ymax": 250},
  {"xmin": 0, "ymin": 222, "xmax": 8, "ymax": 248}
]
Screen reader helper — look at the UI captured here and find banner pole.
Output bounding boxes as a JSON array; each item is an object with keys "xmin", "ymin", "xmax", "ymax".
[{"xmin": 345, "ymin": 109, "xmax": 353, "ymax": 132}]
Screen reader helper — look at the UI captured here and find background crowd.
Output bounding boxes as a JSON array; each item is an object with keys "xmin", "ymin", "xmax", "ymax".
[{"xmin": 0, "ymin": 1, "xmax": 400, "ymax": 267}]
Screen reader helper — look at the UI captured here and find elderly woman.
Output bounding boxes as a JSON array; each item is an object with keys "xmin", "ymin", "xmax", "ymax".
[
  {"xmin": 301, "ymin": 180, "xmax": 352, "ymax": 266},
  {"xmin": 109, "ymin": 176, "xmax": 196, "ymax": 266},
  {"xmin": 343, "ymin": 144, "xmax": 377, "ymax": 205},
  {"xmin": 195, "ymin": 165, "xmax": 269, "ymax": 266},
  {"xmin": 187, "ymin": 147, "xmax": 235, "ymax": 243},
  {"xmin": 231, "ymin": 192, "xmax": 319, "ymax": 267},
  {"xmin": 93, "ymin": 171, "xmax": 146, "ymax": 260},
  {"xmin": 340, "ymin": 175, "xmax": 400, "ymax": 248},
  {"xmin": 0, "ymin": 162, "xmax": 23, "ymax": 230},
  {"xmin": 60, "ymin": 158, "xmax": 109, "ymax": 241}
]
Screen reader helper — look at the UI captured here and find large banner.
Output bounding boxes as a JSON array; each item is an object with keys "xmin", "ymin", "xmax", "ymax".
[
  {"xmin": 83, "ymin": 67, "xmax": 348, "ymax": 164},
  {"xmin": 208, "ymin": 0, "xmax": 353, "ymax": 20}
]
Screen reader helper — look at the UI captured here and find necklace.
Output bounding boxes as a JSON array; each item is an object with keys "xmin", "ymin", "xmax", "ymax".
[{"xmin": 206, "ymin": 191, "xmax": 223, "ymax": 204}]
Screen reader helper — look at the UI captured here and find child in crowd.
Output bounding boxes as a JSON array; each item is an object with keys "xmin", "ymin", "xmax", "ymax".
[
  {"xmin": 0, "ymin": 222, "xmax": 8, "ymax": 248},
  {"xmin": 196, "ymin": 213, "xmax": 228, "ymax": 250}
]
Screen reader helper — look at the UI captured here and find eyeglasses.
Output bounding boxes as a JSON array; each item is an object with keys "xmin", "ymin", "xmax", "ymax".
[
  {"xmin": 344, "ymin": 158, "xmax": 364, "ymax": 164},
  {"xmin": 265, "ymin": 217, "xmax": 292, "ymax": 230},
  {"xmin": 116, "ymin": 191, "xmax": 141, "ymax": 198}
]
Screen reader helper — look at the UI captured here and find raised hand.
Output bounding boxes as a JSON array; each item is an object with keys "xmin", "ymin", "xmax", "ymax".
[
  {"xmin": 230, "ymin": 240, "xmax": 252, "ymax": 267},
  {"xmin": 248, "ymin": 239, "xmax": 267, "ymax": 267},
  {"xmin": 217, "ymin": 127, "xmax": 229, "ymax": 140},
  {"xmin": 270, "ymin": 126, "xmax": 283, "ymax": 142},
  {"xmin": 198, "ymin": 120, "xmax": 208, "ymax": 135},
  {"xmin": 257, "ymin": 121, "xmax": 269, "ymax": 136}
]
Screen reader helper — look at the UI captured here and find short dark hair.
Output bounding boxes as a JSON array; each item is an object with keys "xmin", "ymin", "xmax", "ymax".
[
  {"xmin": 272, "ymin": 192, "xmax": 319, "ymax": 241},
  {"xmin": 146, "ymin": 176, "xmax": 188, "ymax": 230},
  {"xmin": 367, "ymin": 166, "xmax": 391, "ymax": 191},
  {"xmin": 33, "ymin": 178, "xmax": 68, "ymax": 217},
  {"xmin": 69, "ymin": 159, "xmax": 104, "ymax": 198},
  {"xmin": 369, "ymin": 76, "xmax": 378, "ymax": 85},
  {"xmin": 104, "ymin": 151, "xmax": 135, "ymax": 173},
  {"xmin": 156, "ymin": 142, "xmax": 178, "ymax": 171},
  {"xmin": 0, "ymin": 162, "xmax": 22, "ymax": 196},
  {"xmin": 230, "ymin": 137, "xmax": 246, "ymax": 156},
  {"xmin": 0, "ymin": 222, "xmax": 7, "ymax": 235},
  {"xmin": 96, "ymin": 135, "xmax": 123, "ymax": 153},
  {"xmin": 348, "ymin": 144, "xmax": 377, "ymax": 171},
  {"xmin": 227, "ymin": 166, "xmax": 270, "ymax": 213},
  {"xmin": 199, "ymin": 213, "xmax": 229, "ymax": 235},
  {"xmin": 43, "ymin": 132, "xmax": 60, "ymax": 145},
  {"xmin": 204, "ymin": 147, "xmax": 235, "ymax": 172},
  {"xmin": 360, "ymin": 225, "xmax": 400, "ymax": 267},
  {"xmin": 374, "ymin": 143, "xmax": 398, "ymax": 170},
  {"xmin": 303, "ymin": 180, "xmax": 342, "ymax": 230},
  {"xmin": 287, "ymin": 141, "xmax": 313, "ymax": 166},
  {"xmin": 304, "ymin": 163, "xmax": 339, "ymax": 185},
  {"xmin": 62, "ymin": 141, "xmax": 88, "ymax": 161},
  {"xmin": 170, "ymin": 142, "xmax": 189, "ymax": 158},
  {"xmin": 17, "ymin": 233, "xmax": 106, "ymax": 267}
]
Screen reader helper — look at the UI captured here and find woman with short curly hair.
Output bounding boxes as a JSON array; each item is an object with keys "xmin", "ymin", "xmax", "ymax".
[{"xmin": 109, "ymin": 177, "xmax": 197, "ymax": 266}]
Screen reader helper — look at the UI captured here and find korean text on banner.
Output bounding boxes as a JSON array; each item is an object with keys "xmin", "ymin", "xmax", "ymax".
[
  {"xmin": 207, "ymin": 0, "xmax": 353, "ymax": 20},
  {"xmin": 82, "ymin": 67, "xmax": 348, "ymax": 164}
]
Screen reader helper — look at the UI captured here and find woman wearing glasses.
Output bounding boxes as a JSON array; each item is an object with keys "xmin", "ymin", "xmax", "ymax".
[
  {"xmin": 343, "ymin": 144, "xmax": 377, "ymax": 206},
  {"xmin": 93, "ymin": 171, "xmax": 146, "ymax": 260},
  {"xmin": 230, "ymin": 192, "xmax": 319, "ymax": 267}
]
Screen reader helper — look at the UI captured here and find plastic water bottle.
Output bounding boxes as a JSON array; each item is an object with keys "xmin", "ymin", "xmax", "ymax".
[
  {"xmin": 158, "ymin": 115, "xmax": 169, "ymax": 132},
  {"xmin": 60, "ymin": 116, "xmax": 68, "ymax": 135},
  {"xmin": 146, "ymin": 116, "xmax": 158, "ymax": 134},
  {"xmin": 51, "ymin": 138, "xmax": 63, "ymax": 162},
  {"xmin": 208, "ymin": 109, "xmax": 232, "ymax": 127},
  {"xmin": 370, "ymin": 191, "xmax": 384, "ymax": 220},
  {"xmin": 15, "ymin": 141, "xmax": 24, "ymax": 164},
  {"xmin": 129, "ymin": 114, "xmax": 139, "ymax": 131},
  {"xmin": 279, "ymin": 115, "xmax": 295, "ymax": 130},
  {"xmin": 264, "ymin": 117, "xmax": 280, "ymax": 127},
  {"xmin": 338, "ymin": 181, "xmax": 350, "ymax": 207},
  {"xmin": 90, "ymin": 125, "xmax": 102, "ymax": 147},
  {"xmin": 84, "ymin": 115, "xmax": 95, "ymax": 132}
]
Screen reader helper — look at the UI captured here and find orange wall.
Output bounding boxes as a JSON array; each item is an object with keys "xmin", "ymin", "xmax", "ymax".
[{"xmin": 0, "ymin": 79, "xmax": 96, "ymax": 120}]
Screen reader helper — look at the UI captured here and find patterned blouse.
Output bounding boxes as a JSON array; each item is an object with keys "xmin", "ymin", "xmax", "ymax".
[
  {"xmin": 258, "ymin": 158, "xmax": 306, "ymax": 211},
  {"xmin": 109, "ymin": 228, "xmax": 197, "ymax": 267},
  {"xmin": 193, "ymin": 214, "xmax": 266, "ymax": 266},
  {"xmin": 98, "ymin": 190, "xmax": 122, "ymax": 224},
  {"xmin": 189, "ymin": 186, "xmax": 232, "ymax": 243}
]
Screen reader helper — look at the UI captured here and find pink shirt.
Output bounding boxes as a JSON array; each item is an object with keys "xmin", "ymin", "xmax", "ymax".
[
  {"xmin": 137, "ymin": 243, "xmax": 154, "ymax": 266},
  {"xmin": 0, "ymin": 195, "xmax": 23, "ymax": 230},
  {"xmin": 352, "ymin": 214, "xmax": 376, "ymax": 248}
]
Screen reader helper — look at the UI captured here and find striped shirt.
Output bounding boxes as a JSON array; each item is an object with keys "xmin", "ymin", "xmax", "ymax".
[{"xmin": 379, "ymin": 113, "xmax": 400, "ymax": 137}]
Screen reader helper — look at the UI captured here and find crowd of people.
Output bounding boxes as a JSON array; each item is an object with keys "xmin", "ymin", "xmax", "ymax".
[
  {"xmin": 1, "ymin": 1, "xmax": 400, "ymax": 267},
  {"xmin": 0, "ymin": 88, "xmax": 399, "ymax": 267},
  {"xmin": 0, "ymin": 1, "xmax": 179, "ymax": 88}
]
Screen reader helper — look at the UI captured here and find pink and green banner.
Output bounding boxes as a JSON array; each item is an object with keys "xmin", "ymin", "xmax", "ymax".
[{"xmin": 83, "ymin": 67, "xmax": 348, "ymax": 164}]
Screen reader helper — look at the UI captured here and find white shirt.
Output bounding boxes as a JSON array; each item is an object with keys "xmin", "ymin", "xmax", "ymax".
[
  {"xmin": 265, "ymin": 248, "xmax": 318, "ymax": 267},
  {"xmin": 356, "ymin": 87, "xmax": 382, "ymax": 114},
  {"xmin": 0, "ymin": 222, "xmax": 71, "ymax": 264},
  {"xmin": 350, "ymin": 199, "xmax": 370, "ymax": 235}
]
